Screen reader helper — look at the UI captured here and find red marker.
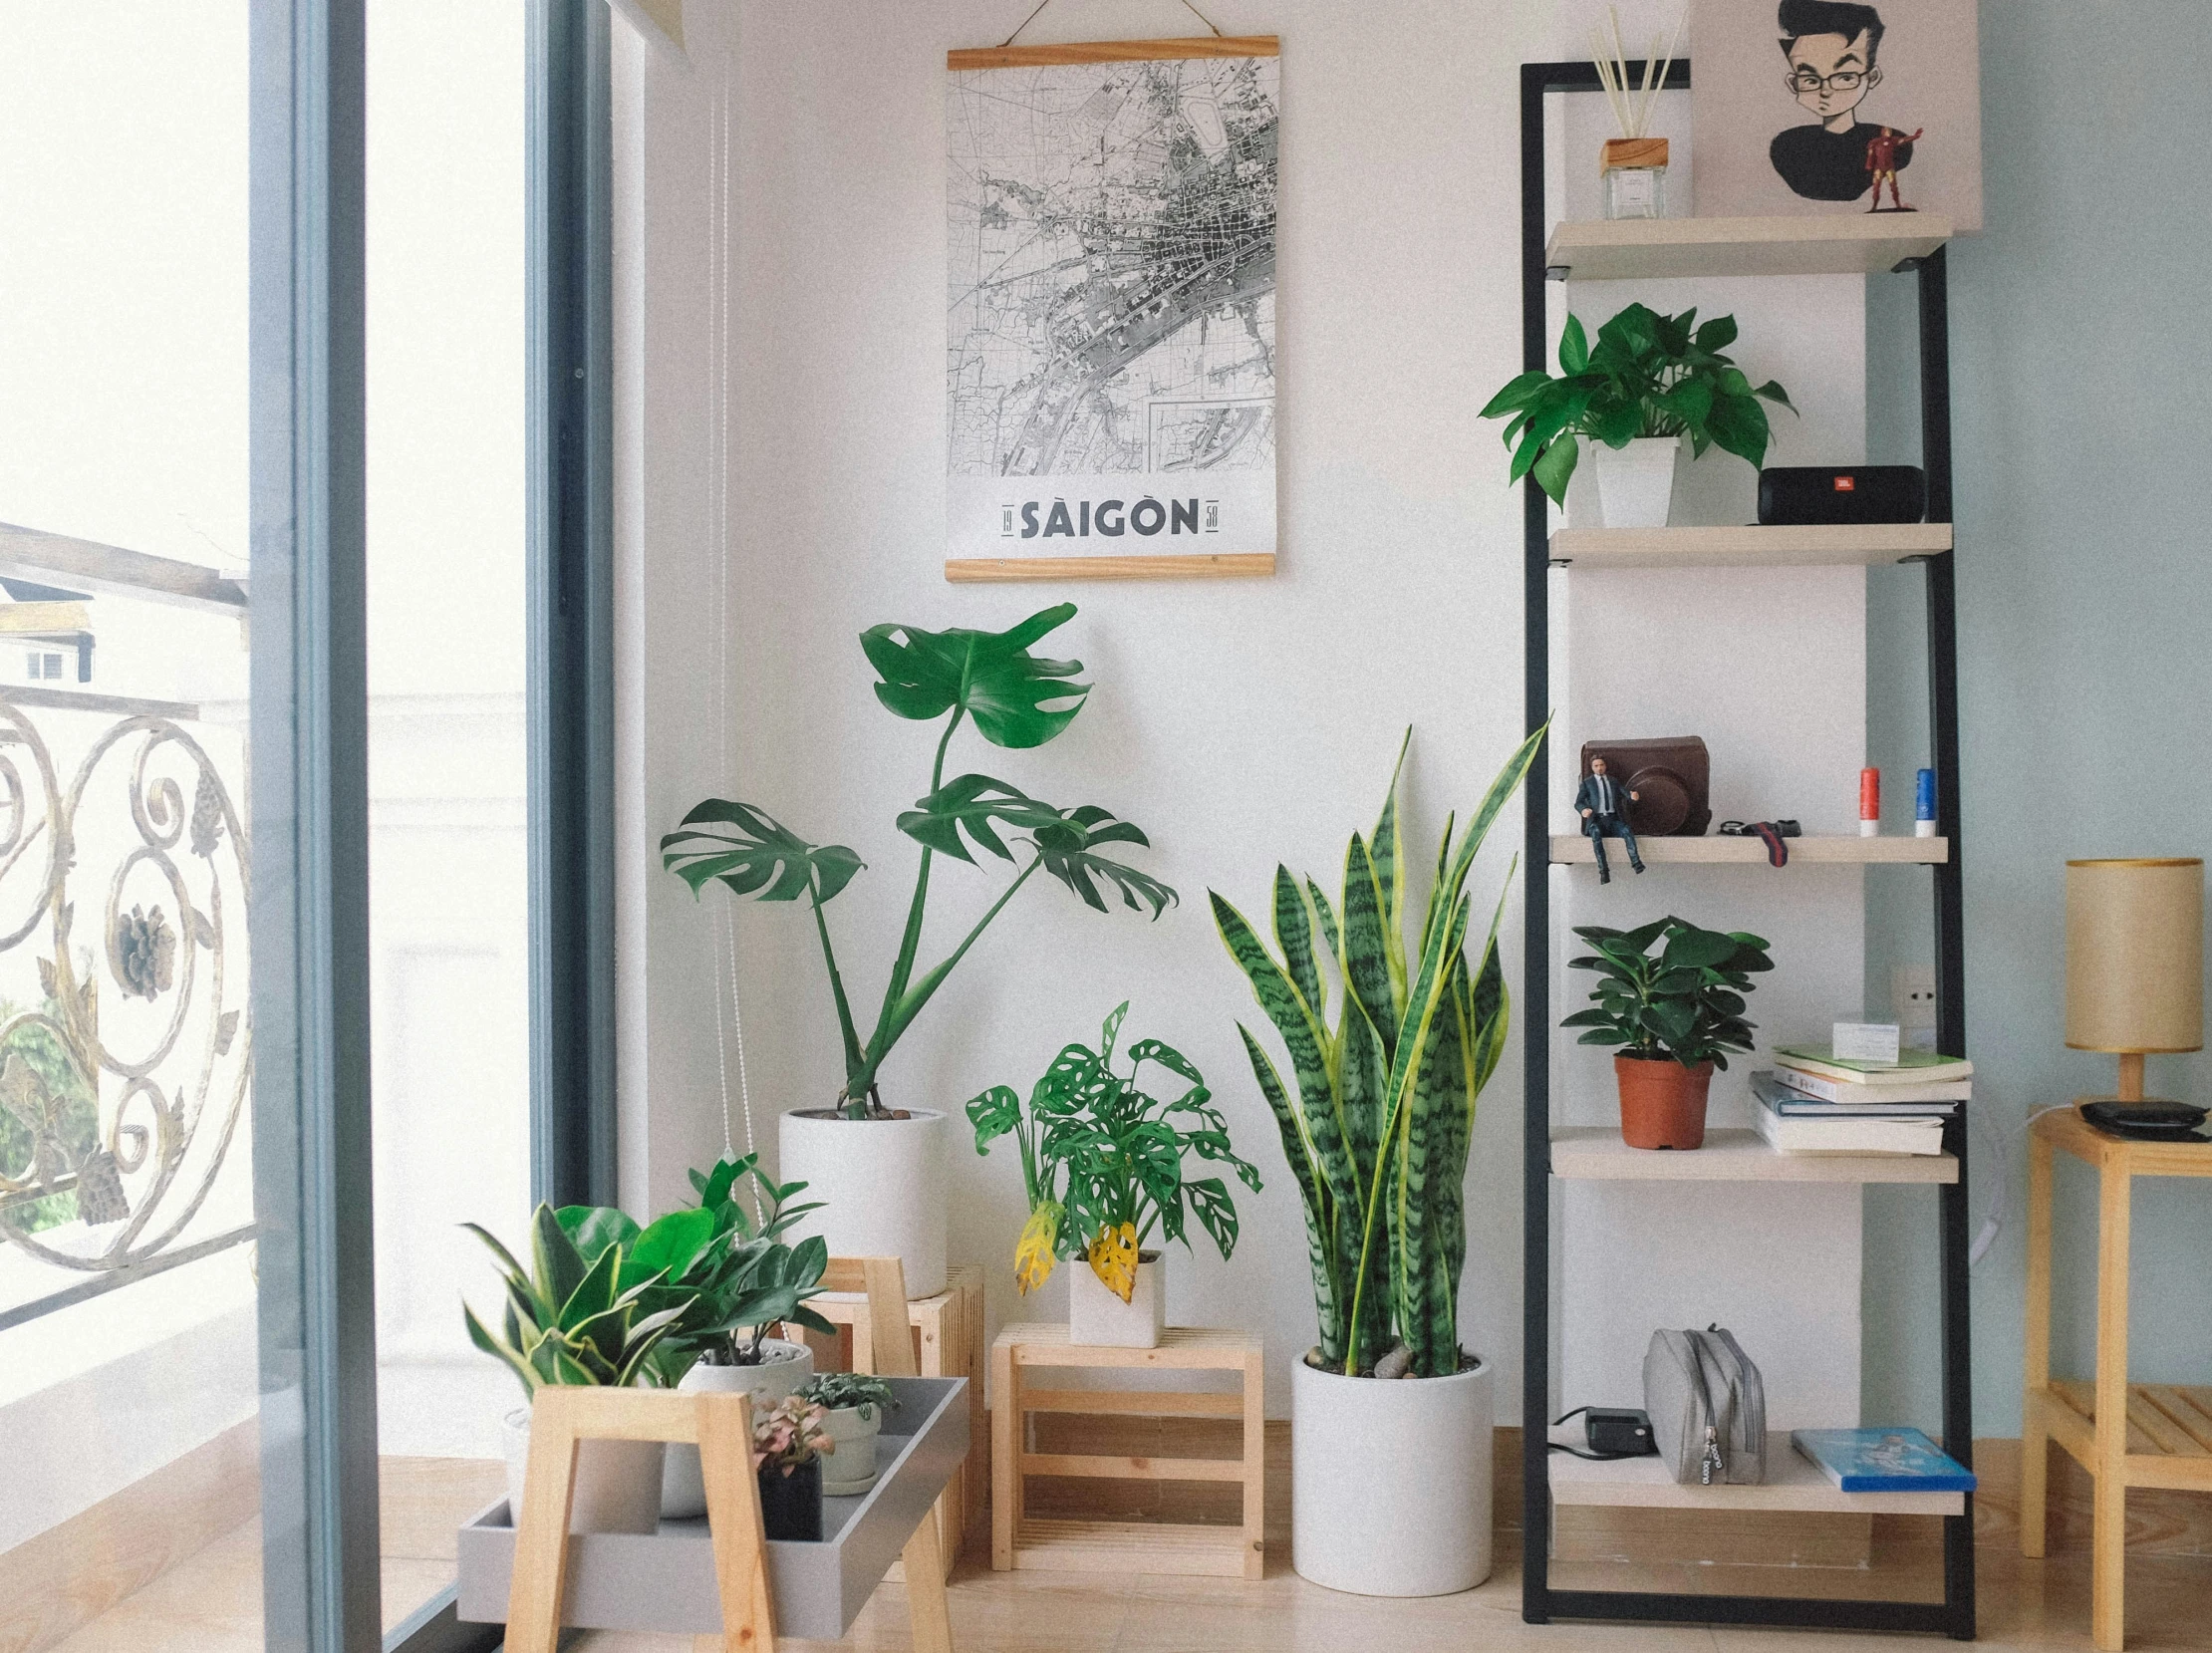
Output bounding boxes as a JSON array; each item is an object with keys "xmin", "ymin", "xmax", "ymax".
[{"xmin": 1859, "ymin": 767, "xmax": 1881, "ymax": 837}]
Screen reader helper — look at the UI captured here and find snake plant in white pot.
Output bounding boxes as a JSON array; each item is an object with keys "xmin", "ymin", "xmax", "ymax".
[{"xmin": 1213, "ymin": 727, "xmax": 1540, "ymax": 1596}]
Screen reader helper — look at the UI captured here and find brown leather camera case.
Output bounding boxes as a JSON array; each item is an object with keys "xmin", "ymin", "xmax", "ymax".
[{"xmin": 1579, "ymin": 736, "xmax": 1711, "ymax": 836}]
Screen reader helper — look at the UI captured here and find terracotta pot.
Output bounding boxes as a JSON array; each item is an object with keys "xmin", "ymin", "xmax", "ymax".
[{"xmin": 1615, "ymin": 1054, "xmax": 1713, "ymax": 1150}]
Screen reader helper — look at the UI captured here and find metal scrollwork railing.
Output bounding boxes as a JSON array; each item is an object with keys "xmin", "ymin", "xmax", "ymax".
[{"xmin": 0, "ymin": 692, "xmax": 252, "ymax": 1316}]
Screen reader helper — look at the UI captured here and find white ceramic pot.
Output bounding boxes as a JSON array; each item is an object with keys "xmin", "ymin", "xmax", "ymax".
[
  {"xmin": 780, "ymin": 1108, "xmax": 948, "ymax": 1299},
  {"xmin": 659, "ymin": 1339, "xmax": 815, "ymax": 1518},
  {"xmin": 1592, "ymin": 435, "xmax": 1681, "ymax": 528},
  {"xmin": 818, "ymin": 1404, "xmax": 884, "ymax": 1497},
  {"xmin": 501, "ymin": 1406, "xmax": 666, "ymax": 1534},
  {"xmin": 1067, "ymin": 1251, "xmax": 1164, "ymax": 1349},
  {"xmin": 1290, "ymin": 1353, "xmax": 1494, "ymax": 1596}
]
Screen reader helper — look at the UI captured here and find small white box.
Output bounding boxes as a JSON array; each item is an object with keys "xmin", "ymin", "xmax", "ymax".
[{"xmin": 1832, "ymin": 1020, "xmax": 1903, "ymax": 1065}]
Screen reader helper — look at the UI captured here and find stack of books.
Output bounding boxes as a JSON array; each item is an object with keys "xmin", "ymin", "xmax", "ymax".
[{"xmin": 1751, "ymin": 1044, "xmax": 1971, "ymax": 1157}]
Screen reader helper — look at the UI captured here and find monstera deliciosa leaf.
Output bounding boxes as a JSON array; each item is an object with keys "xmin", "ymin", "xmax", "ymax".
[
  {"xmin": 860, "ymin": 603, "xmax": 1089, "ymax": 746},
  {"xmin": 664, "ymin": 605, "xmax": 1172, "ymax": 1117}
]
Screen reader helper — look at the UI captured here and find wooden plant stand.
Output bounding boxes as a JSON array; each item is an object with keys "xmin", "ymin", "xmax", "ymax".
[
  {"xmin": 2024, "ymin": 1104, "xmax": 2212, "ymax": 1650},
  {"xmin": 990, "ymin": 1322, "xmax": 1263, "ymax": 1580},
  {"xmin": 802, "ymin": 1263, "xmax": 985, "ymax": 1574}
]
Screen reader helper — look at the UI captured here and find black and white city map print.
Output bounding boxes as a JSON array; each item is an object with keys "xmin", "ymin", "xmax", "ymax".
[{"xmin": 946, "ymin": 47, "xmax": 1278, "ymax": 562}]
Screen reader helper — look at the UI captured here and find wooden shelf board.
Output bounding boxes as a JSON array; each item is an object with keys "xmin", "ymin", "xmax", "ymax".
[
  {"xmin": 1551, "ymin": 835, "xmax": 1947, "ymax": 866},
  {"xmin": 1548, "ymin": 1430, "xmax": 1966, "ymax": 1515},
  {"xmin": 1007, "ymin": 1516, "xmax": 1254, "ymax": 1577},
  {"xmin": 1550, "ymin": 523, "xmax": 1952, "ymax": 569},
  {"xmin": 1545, "ymin": 213, "xmax": 1954, "ymax": 281},
  {"xmin": 946, "ymin": 553, "xmax": 1273, "ymax": 583},
  {"xmin": 1550, "ymin": 1127, "xmax": 1958, "ymax": 1185}
]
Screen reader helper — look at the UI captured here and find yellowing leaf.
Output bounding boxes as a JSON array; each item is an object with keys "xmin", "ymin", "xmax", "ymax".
[
  {"xmin": 1014, "ymin": 1202, "xmax": 1062, "ymax": 1294},
  {"xmin": 1086, "ymin": 1221, "xmax": 1139, "ymax": 1303}
]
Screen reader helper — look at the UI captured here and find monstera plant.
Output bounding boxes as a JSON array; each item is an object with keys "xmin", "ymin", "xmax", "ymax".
[
  {"xmin": 663, "ymin": 605, "xmax": 1173, "ymax": 1119},
  {"xmin": 1212, "ymin": 727, "xmax": 1542, "ymax": 1381}
]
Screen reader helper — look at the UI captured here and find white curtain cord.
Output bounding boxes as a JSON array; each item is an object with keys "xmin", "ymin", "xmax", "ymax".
[{"xmin": 1000, "ymin": 0, "xmax": 1226, "ymax": 48}]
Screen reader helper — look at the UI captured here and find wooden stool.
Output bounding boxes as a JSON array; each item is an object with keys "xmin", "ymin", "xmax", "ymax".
[
  {"xmin": 990, "ymin": 1323, "xmax": 1263, "ymax": 1579},
  {"xmin": 2023, "ymin": 1104, "xmax": 2212, "ymax": 1650},
  {"xmin": 801, "ymin": 1263, "xmax": 985, "ymax": 1574},
  {"xmin": 504, "ymin": 1255, "xmax": 953, "ymax": 1653}
]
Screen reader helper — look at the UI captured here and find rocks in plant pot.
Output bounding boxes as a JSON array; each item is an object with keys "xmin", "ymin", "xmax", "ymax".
[
  {"xmin": 1591, "ymin": 435, "xmax": 1681, "ymax": 528},
  {"xmin": 1067, "ymin": 1249, "xmax": 1165, "ymax": 1349},
  {"xmin": 781, "ymin": 1108, "xmax": 948, "ymax": 1300},
  {"xmin": 501, "ymin": 1410, "xmax": 665, "ymax": 1534},
  {"xmin": 661, "ymin": 1340, "xmax": 816, "ymax": 1519},
  {"xmin": 757, "ymin": 1457, "xmax": 824, "ymax": 1541},
  {"xmin": 1615, "ymin": 1054, "xmax": 1715, "ymax": 1150},
  {"xmin": 1292, "ymin": 1352, "xmax": 1494, "ymax": 1595}
]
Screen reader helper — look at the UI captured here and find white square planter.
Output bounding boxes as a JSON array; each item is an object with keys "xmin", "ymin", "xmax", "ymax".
[
  {"xmin": 1592, "ymin": 435, "xmax": 1682, "ymax": 528},
  {"xmin": 1066, "ymin": 1252, "xmax": 1164, "ymax": 1349}
]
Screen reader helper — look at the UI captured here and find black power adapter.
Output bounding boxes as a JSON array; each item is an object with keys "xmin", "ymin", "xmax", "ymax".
[{"xmin": 1549, "ymin": 1405, "xmax": 1657, "ymax": 1461}]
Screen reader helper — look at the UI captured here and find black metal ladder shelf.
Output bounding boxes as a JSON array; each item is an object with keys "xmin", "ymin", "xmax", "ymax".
[{"xmin": 1517, "ymin": 58, "xmax": 1974, "ymax": 1641}]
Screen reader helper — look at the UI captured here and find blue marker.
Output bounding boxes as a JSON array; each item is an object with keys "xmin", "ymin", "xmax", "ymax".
[{"xmin": 1915, "ymin": 768, "xmax": 1937, "ymax": 838}]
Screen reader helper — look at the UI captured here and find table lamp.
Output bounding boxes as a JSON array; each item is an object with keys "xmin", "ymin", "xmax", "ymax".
[{"xmin": 2065, "ymin": 857, "xmax": 2204, "ymax": 1105}]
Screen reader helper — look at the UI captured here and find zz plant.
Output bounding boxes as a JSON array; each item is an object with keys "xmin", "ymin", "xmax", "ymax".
[
  {"xmin": 1212, "ymin": 728, "xmax": 1541, "ymax": 1380},
  {"xmin": 663, "ymin": 606, "xmax": 1173, "ymax": 1119},
  {"xmin": 968, "ymin": 1004, "xmax": 1261, "ymax": 1302},
  {"xmin": 1561, "ymin": 917, "xmax": 1774, "ymax": 1068},
  {"xmin": 1481, "ymin": 302, "xmax": 1795, "ymax": 505}
]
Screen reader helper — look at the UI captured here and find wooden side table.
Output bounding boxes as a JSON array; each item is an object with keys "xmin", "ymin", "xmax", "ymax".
[
  {"xmin": 800, "ymin": 1263, "xmax": 986, "ymax": 1574},
  {"xmin": 2023, "ymin": 1104, "xmax": 2212, "ymax": 1651},
  {"xmin": 990, "ymin": 1322, "xmax": 1264, "ymax": 1579}
]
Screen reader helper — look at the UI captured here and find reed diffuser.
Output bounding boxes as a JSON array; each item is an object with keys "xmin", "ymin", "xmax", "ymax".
[{"xmin": 1590, "ymin": 7, "xmax": 1683, "ymax": 220}]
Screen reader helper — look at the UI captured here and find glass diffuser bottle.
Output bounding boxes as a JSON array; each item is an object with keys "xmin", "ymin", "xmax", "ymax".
[{"xmin": 1600, "ymin": 136, "xmax": 1668, "ymax": 219}]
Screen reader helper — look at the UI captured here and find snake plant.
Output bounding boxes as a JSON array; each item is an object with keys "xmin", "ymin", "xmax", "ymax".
[
  {"xmin": 1211, "ymin": 727, "xmax": 1541, "ymax": 1379},
  {"xmin": 463, "ymin": 1204, "xmax": 693, "ymax": 1396},
  {"xmin": 662, "ymin": 605, "xmax": 1174, "ymax": 1118}
]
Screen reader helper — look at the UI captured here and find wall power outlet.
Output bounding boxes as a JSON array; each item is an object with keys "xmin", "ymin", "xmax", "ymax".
[{"xmin": 1892, "ymin": 964, "xmax": 1938, "ymax": 1048}]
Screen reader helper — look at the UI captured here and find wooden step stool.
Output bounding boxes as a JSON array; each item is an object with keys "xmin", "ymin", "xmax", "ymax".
[
  {"xmin": 990, "ymin": 1322, "xmax": 1264, "ymax": 1579},
  {"xmin": 798, "ymin": 1262, "xmax": 986, "ymax": 1574}
]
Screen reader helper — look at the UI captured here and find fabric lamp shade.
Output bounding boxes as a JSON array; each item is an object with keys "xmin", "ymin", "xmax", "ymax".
[{"xmin": 2065, "ymin": 858, "xmax": 2204, "ymax": 1054}]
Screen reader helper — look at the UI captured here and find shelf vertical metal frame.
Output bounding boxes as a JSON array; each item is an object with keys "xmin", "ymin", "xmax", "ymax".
[{"xmin": 1518, "ymin": 59, "xmax": 1975, "ymax": 1640}]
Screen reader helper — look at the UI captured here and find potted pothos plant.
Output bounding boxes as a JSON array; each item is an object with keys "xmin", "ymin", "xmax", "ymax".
[
  {"xmin": 799, "ymin": 1372, "xmax": 899, "ymax": 1496},
  {"xmin": 1212, "ymin": 727, "xmax": 1540, "ymax": 1597},
  {"xmin": 966, "ymin": 1003, "xmax": 1260, "ymax": 1350},
  {"xmin": 1562, "ymin": 917, "xmax": 1773, "ymax": 1150},
  {"xmin": 1480, "ymin": 302, "xmax": 1794, "ymax": 527},
  {"xmin": 464, "ymin": 1204, "xmax": 696, "ymax": 1534},
  {"xmin": 663, "ymin": 605, "xmax": 1173, "ymax": 1299}
]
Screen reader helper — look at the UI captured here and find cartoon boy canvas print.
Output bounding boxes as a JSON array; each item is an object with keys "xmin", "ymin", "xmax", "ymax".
[{"xmin": 1769, "ymin": 0, "xmax": 1921, "ymax": 208}]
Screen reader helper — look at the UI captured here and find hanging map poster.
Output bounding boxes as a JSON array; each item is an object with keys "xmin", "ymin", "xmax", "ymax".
[{"xmin": 945, "ymin": 38, "xmax": 1279, "ymax": 578}]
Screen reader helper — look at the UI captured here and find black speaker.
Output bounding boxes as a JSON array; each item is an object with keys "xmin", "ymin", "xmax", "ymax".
[{"xmin": 1758, "ymin": 465, "xmax": 1926, "ymax": 526}]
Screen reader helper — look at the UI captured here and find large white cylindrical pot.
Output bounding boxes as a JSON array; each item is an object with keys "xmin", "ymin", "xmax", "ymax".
[
  {"xmin": 502, "ymin": 1407, "xmax": 666, "ymax": 1534},
  {"xmin": 1067, "ymin": 1251, "xmax": 1164, "ymax": 1349},
  {"xmin": 1291, "ymin": 1355, "xmax": 1494, "ymax": 1596},
  {"xmin": 1592, "ymin": 435, "xmax": 1681, "ymax": 528},
  {"xmin": 660, "ymin": 1340, "xmax": 815, "ymax": 1518},
  {"xmin": 780, "ymin": 1109, "xmax": 947, "ymax": 1299}
]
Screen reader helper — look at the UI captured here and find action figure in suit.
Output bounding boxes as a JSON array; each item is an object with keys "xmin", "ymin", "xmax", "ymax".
[{"xmin": 1576, "ymin": 756, "xmax": 1645, "ymax": 884}]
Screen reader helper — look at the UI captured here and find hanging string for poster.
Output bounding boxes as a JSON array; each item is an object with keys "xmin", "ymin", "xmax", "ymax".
[{"xmin": 999, "ymin": 0, "xmax": 1226, "ymax": 47}]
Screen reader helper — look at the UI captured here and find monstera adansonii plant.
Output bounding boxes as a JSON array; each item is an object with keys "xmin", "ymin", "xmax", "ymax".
[
  {"xmin": 663, "ymin": 605, "xmax": 1174, "ymax": 1119},
  {"xmin": 1212, "ymin": 727, "xmax": 1542, "ymax": 1380}
]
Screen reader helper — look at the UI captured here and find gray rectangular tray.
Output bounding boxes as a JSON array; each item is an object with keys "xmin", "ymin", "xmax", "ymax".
[{"xmin": 457, "ymin": 1375, "xmax": 968, "ymax": 1642}]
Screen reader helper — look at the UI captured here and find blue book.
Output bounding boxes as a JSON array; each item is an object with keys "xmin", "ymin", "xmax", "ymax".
[{"xmin": 1792, "ymin": 1429, "xmax": 1977, "ymax": 1494}]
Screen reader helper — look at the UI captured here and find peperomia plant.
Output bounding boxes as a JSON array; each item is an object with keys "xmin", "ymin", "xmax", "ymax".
[
  {"xmin": 967, "ymin": 1004, "xmax": 1261, "ymax": 1303},
  {"xmin": 800, "ymin": 1372, "xmax": 899, "ymax": 1421},
  {"xmin": 1561, "ymin": 917, "xmax": 1774, "ymax": 1068},
  {"xmin": 1480, "ymin": 302, "xmax": 1795, "ymax": 505},
  {"xmin": 663, "ymin": 606, "xmax": 1174, "ymax": 1120},
  {"xmin": 1212, "ymin": 729, "xmax": 1540, "ymax": 1380}
]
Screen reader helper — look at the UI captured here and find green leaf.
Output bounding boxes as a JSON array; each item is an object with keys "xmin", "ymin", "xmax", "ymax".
[
  {"xmin": 896, "ymin": 773, "xmax": 1061, "ymax": 864},
  {"xmin": 1033, "ymin": 806, "xmax": 1176, "ymax": 918},
  {"xmin": 531, "ymin": 1203, "xmax": 589, "ymax": 1317},
  {"xmin": 1529, "ymin": 433, "xmax": 1578, "ymax": 506},
  {"xmin": 555, "ymin": 1206, "xmax": 640, "ymax": 1269},
  {"xmin": 1557, "ymin": 313, "xmax": 1590, "ymax": 375},
  {"xmin": 1185, "ymin": 1177, "xmax": 1240, "ymax": 1260},
  {"xmin": 1694, "ymin": 314, "xmax": 1738, "ymax": 352},
  {"xmin": 967, "ymin": 1083, "xmax": 1020, "ymax": 1150},
  {"xmin": 859, "ymin": 605, "xmax": 1089, "ymax": 748},
  {"xmin": 626, "ymin": 1208, "xmax": 717, "ymax": 1292},
  {"xmin": 662, "ymin": 799, "xmax": 865, "ymax": 904}
]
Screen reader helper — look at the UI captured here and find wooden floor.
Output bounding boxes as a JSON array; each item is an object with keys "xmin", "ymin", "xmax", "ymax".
[{"xmin": 26, "ymin": 1444, "xmax": 2212, "ymax": 1653}]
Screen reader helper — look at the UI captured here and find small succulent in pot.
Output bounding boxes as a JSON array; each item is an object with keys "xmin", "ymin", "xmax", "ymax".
[{"xmin": 800, "ymin": 1372, "xmax": 899, "ymax": 1423}]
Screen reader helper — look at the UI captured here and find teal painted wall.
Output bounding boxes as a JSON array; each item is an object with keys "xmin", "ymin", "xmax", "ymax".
[{"xmin": 1864, "ymin": 2, "xmax": 2212, "ymax": 1439}]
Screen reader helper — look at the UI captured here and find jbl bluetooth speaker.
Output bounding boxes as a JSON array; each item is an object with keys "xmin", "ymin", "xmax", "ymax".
[{"xmin": 1758, "ymin": 465, "xmax": 1927, "ymax": 526}]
